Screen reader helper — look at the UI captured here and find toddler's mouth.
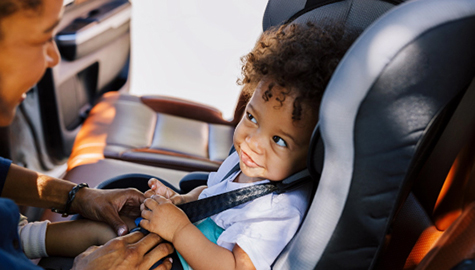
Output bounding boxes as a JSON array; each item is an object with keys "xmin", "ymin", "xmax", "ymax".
[{"xmin": 241, "ymin": 150, "xmax": 261, "ymax": 168}]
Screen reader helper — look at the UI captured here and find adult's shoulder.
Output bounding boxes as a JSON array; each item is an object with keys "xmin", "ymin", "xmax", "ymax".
[
  {"xmin": 0, "ymin": 199, "xmax": 43, "ymax": 270},
  {"xmin": 0, "ymin": 157, "xmax": 12, "ymax": 194}
]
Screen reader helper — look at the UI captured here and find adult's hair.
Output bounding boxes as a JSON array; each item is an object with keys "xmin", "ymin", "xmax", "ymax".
[
  {"xmin": 238, "ymin": 21, "xmax": 359, "ymax": 121},
  {"xmin": 0, "ymin": 0, "xmax": 43, "ymax": 39}
]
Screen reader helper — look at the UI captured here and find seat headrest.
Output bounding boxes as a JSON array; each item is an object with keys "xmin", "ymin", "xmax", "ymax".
[{"xmin": 263, "ymin": 0, "xmax": 395, "ymax": 32}]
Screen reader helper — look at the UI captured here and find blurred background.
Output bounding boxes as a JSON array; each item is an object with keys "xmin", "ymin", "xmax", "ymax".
[{"xmin": 129, "ymin": 0, "xmax": 268, "ymax": 120}]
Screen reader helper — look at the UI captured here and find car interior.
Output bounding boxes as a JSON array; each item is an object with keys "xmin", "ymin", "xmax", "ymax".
[{"xmin": 1, "ymin": 0, "xmax": 475, "ymax": 269}]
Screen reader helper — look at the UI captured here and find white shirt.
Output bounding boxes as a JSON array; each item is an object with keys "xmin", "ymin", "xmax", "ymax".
[{"xmin": 199, "ymin": 152, "xmax": 312, "ymax": 270}]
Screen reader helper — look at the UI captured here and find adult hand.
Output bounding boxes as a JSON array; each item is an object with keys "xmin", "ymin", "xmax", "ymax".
[
  {"xmin": 70, "ymin": 188, "xmax": 145, "ymax": 236},
  {"xmin": 72, "ymin": 231, "xmax": 174, "ymax": 270}
]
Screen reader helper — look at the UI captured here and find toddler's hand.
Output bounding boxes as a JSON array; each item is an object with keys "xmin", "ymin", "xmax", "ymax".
[
  {"xmin": 145, "ymin": 178, "xmax": 186, "ymax": 205},
  {"xmin": 140, "ymin": 195, "xmax": 191, "ymax": 242}
]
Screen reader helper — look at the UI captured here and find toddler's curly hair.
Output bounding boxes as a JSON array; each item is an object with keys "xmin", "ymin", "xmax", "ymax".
[{"xmin": 238, "ymin": 21, "xmax": 358, "ymax": 121}]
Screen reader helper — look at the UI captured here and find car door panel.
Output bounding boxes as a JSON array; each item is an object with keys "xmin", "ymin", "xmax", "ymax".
[{"xmin": 36, "ymin": 0, "xmax": 131, "ymax": 163}]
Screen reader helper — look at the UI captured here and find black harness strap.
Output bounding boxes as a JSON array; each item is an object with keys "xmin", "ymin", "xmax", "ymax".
[{"xmin": 178, "ymin": 165, "xmax": 311, "ymax": 223}]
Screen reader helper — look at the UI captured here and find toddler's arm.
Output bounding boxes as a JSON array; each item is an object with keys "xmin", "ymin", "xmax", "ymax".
[
  {"xmin": 146, "ymin": 178, "xmax": 207, "ymax": 205},
  {"xmin": 45, "ymin": 216, "xmax": 136, "ymax": 257},
  {"xmin": 140, "ymin": 195, "xmax": 256, "ymax": 270}
]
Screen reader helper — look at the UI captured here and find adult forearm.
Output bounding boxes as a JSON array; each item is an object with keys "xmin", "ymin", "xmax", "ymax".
[
  {"xmin": 46, "ymin": 220, "xmax": 117, "ymax": 257},
  {"xmin": 1, "ymin": 163, "xmax": 74, "ymax": 209}
]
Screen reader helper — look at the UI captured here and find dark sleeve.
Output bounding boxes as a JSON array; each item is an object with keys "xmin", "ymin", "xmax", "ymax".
[
  {"xmin": 0, "ymin": 198, "xmax": 43, "ymax": 270},
  {"xmin": 0, "ymin": 157, "xmax": 12, "ymax": 195}
]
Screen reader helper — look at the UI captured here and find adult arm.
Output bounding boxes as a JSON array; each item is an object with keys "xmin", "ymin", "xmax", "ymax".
[
  {"xmin": 45, "ymin": 216, "xmax": 133, "ymax": 257},
  {"xmin": 2, "ymin": 163, "xmax": 76, "ymax": 208},
  {"xmin": 1, "ymin": 163, "xmax": 144, "ymax": 235}
]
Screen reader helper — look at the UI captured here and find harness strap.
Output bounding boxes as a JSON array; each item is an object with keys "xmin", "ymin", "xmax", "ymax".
[{"xmin": 178, "ymin": 164, "xmax": 311, "ymax": 223}]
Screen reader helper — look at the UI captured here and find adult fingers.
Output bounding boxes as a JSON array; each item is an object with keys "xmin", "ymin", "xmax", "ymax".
[
  {"xmin": 82, "ymin": 245, "xmax": 101, "ymax": 256},
  {"xmin": 72, "ymin": 245, "xmax": 101, "ymax": 269},
  {"xmin": 157, "ymin": 258, "xmax": 173, "ymax": 270},
  {"xmin": 120, "ymin": 231, "xmax": 146, "ymax": 244},
  {"xmin": 94, "ymin": 188, "xmax": 145, "ymax": 235},
  {"xmin": 142, "ymin": 242, "xmax": 174, "ymax": 269},
  {"xmin": 134, "ymin": 233, "xmax": 164, "ymax": 255},
  {"xmin": 101, "ymin": 207, "xmax": 130, "ymax": 236}
]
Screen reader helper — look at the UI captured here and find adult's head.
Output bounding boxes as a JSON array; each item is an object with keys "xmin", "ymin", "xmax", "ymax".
[{"xmin": 0, "ymin": 0, "xmax": 62, "ymax": 126}]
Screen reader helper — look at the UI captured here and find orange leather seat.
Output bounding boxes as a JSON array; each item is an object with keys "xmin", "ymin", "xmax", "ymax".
[
  {"xmin": 67, "ymin": 91, "xmax": 246, "ymax": 172},
  {"xmin": 376, "ymin": 131, "xmax": 475, "ymax": 270}
]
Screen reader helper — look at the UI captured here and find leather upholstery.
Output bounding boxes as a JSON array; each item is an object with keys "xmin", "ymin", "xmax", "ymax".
[
  {"xmin": 68, "ymin": 92, "xmax": 235, "ymax": 172},
  {"xmin": 415, "ymin": 202, "xmax": 475, "ymax": 270},
  {"xmin": 375, "ymin": 136, "xmax": 475, "ymax": 270},
  {"xmin": 140, "ymin": 95, "xmax": 245, "ymax": 126}
]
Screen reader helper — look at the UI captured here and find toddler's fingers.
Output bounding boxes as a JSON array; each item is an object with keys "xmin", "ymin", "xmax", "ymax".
[
  {"xmin": 141, "ymin": 208, "xmax": 153, "ymax": 221},
  {"xmin": 143, "ymin": 197, "xmax": 158, "ymax": 210},
  {"xmin": 150, "ymin": 194, "xmax": 170, "ymax": 204},
  {"xmin": 139, "ymin": 217, "xmax": 151, "ymax": 231},
  {"xmin": 140, "ymin": 202, "xmax": 147, "ymax": 212},
  {"xmin": 155, "ymin": 184, "xmax": 173, "ymax": 199},
  {"xmin": 149, "ymin": 180, "xmax": 174, "ymax": 198},
  {"xmin": 144, "ymin": 189, "xmax": 154, "ymax": 198},
  {"xmin": 148, "ymin": 178, "xmax": 160, "ymax": 190},
  {"xmin": 170, "ymin": 196, "xmax": 182, "ymax": 205}
]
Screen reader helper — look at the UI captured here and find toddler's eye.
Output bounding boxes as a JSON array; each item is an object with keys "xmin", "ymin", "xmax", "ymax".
[
  {"xmin": 273, "ymin": 136, "xmax": 287, "ymax": 147},
  {"xmin": 247, "ymin": 112, "xmax": 257, "ymax": 124}
]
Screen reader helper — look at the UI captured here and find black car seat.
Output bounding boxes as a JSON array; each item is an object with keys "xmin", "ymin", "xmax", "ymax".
[
  {"xmin": 65, "ymin": 0, "xmax": 398, "ymax": 174},
  {"xmin": 271, "ymin": 0, "xmax": 475, "ymax": 268}
]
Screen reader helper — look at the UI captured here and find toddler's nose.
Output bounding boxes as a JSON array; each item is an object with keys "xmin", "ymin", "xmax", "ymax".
[{"xmin": 245, "ymin": 134, "xmax": 263, "ymax": 154}]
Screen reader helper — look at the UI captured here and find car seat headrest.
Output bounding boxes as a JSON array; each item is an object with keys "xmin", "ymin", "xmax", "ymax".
[
  {"xmin": 272, "ymin": 0, "xmax": 475, "ymax": 269},
  {"xmin": 263, "ymin": 0, "xmax": 395, "ymax": 32}
]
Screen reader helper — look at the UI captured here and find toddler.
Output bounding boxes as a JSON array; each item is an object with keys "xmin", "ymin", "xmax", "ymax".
[{"xmin": 139, "ymin": 22, "xmax": 358, "ymax": 270}]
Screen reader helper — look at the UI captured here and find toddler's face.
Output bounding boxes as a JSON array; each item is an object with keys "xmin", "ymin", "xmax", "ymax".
[{"xmin": 233, "ymin": 78, "xmax": 317, "ymax": 182}]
